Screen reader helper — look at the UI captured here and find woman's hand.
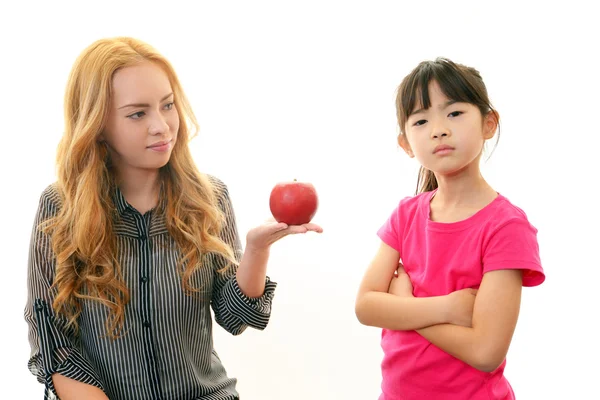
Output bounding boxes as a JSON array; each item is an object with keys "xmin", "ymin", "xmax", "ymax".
[{"xmin": 246, "ymin": 220, "xmax": 323, "ymax": 252}]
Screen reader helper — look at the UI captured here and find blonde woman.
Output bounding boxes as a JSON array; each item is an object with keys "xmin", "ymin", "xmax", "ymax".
[{"xmin": 24, "ymin": 37, "xmax": 322, "ymax": 400}]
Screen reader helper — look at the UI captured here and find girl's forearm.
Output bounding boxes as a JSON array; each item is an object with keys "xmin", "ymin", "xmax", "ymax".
[{"xmin": 355, "ymin": 292, "xmax": 451, "ymax": 330}]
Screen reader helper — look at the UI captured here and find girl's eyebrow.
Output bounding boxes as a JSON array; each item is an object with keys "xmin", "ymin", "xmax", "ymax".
[{"xmin": 410, "ymin": 99, "xmax": 458, "ymax": 117}]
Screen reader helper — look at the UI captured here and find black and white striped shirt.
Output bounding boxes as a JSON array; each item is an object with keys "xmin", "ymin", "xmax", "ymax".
[{"xmin": 24, "ymin": 177, "xmax": 277, "ymax": 400}]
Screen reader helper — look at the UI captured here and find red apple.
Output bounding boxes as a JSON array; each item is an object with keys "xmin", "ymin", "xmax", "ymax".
[{"xmin": 269, "ymin": 179, "xmax": 318, "ymax": 225}]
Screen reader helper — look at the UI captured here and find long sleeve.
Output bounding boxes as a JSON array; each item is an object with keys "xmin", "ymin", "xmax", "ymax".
[
  {"xmin": 209, "ymin": 178, "xmax": 277, "ymax": 335},
  {"xmin": 24, "ymin": 185, "xmax": 105, "ymax": 399}
]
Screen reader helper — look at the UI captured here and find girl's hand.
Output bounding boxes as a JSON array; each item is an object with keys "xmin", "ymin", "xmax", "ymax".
[
  {"xmin": 445, "ymin": 288, "xmax": 478, "ymax": 327},
  {"xmin": 388, "ymin": 264, "xmax": 414, "ymax": 297}
]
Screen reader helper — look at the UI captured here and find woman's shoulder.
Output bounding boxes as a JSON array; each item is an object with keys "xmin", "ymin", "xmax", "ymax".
[
  {"xmin": 201, "ymin": 173, "xmax": 234, "ymax": 210},
  {"xmin": 204, "ymin": 173, "xmax": 227, "ymax": 193},
  {"xmin": 31, "ymin": 183, "xmax": 65, "ymax": 223},
  {"xmin": 202, "ymin": 173, "xmax": 228, "ymax": 199},
  {"xmin": 38, "ymin": 182, "xmax": 64, "ymax": 209}
]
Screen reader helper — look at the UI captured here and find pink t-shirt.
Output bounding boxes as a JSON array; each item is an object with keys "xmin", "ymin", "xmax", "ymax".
[{"xmin": 377, "ymin": 190, "xmax": 545, "ymax": 400}]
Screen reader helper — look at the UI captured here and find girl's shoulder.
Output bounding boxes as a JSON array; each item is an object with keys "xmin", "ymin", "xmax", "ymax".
[{"xmin": 395, "ymin": 190, "xmax": 433, "ymax": 217}]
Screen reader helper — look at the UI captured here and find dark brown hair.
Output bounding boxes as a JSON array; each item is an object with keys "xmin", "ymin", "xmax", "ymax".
[{"xmin": 395, "ymin": 57, "xmax": 499, "ymax": 194}]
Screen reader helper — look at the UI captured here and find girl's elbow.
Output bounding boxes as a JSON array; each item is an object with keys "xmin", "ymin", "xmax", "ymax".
[
  {"xmin": 474, "ymin": 346, "xmax": 507, "ymax": 373},
  {"xmin": 474, "ymin": 360, "xmax": 503, "ymax": 373},
  {"xmin": 354, "ymin": 294, "xmax": 371, "ymax": 326}
]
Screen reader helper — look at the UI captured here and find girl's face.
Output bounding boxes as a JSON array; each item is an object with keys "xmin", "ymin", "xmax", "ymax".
[
  {"xmin": 399, "ymin": 80, "xmax": 496, "ymax": 177},
  {"xmin": 101, "ymin": 61, "xmax": 180, "ymax": 175}
]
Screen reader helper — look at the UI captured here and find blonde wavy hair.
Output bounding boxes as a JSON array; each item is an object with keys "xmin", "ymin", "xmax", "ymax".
[{"xmin": 42, "ymin": 37, "xmax": 238, "ymax": 338}]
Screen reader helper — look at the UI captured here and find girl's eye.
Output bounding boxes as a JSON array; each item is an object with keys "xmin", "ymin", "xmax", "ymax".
[
  {"xmin": 414, "ymin": 119, "xmax": 427, "ymax": 127},
  {"xmin": 164, "ymin": 102, "xmax": 174, "ymax": 110},
  {"xmin": 448, "ymin": 111, "xmax": 463, "ymax": 118}
]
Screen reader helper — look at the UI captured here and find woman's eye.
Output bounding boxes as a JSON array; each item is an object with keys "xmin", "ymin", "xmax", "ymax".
[{"xmin": 127, "ymin": 111, "xmax": 145, "ymax": 119}]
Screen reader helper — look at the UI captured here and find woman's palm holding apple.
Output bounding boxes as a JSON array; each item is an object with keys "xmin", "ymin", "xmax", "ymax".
[{"xmin": 246, "ymin": 220, "xmax": 323, "ymax": 251}]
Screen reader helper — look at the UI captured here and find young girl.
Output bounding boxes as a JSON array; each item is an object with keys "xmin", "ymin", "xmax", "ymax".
[
  {"xmin": 24, "ymin": 37, "xmax": 322, "ymax": 400},
  {"xmin": 355, "ymin": 58, "xmax": 545, "ymax": 399}
]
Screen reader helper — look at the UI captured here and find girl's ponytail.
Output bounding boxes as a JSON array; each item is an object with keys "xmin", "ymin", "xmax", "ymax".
[{"xmin": 416, "ymin": 167, "xmax": 438, "ymax": 195}]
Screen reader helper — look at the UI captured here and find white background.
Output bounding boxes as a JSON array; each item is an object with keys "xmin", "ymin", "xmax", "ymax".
[{"xmin": 1, "ymin": 1, "xmax": 598, "ymax": 398}]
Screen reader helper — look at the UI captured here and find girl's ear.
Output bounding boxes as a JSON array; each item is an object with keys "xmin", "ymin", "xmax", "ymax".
[
  {"xmin": 398, "ymin": 134, "xmax": 415, "ymax": 158},
  {"xmin": 483, "ymin": 110, "xmax": 499, "ymax": 140}
]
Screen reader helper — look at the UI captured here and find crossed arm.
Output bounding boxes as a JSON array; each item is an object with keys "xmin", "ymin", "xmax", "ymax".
[{"xmin": 355, "ymin": 241, "xmax": 523, "ymax": 372}]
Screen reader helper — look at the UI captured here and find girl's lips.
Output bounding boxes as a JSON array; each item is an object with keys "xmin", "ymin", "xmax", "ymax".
[
  {"xmin": 433, "ymin": 144, "xmax": 454, "ymax": 154},
  {"xmin": 434, "ymin": 148, "xmax": 454, "ymax": 155}
]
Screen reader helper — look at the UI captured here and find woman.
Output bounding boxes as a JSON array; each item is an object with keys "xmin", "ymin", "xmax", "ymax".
[{"xmin": 25, "ymin": 36, "xmax": 322, "ymax": 400}]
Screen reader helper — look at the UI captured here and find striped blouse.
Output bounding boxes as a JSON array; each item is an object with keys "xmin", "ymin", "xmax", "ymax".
[{"xmin": 24, "ymin": 177, "xmax": 277, "ymax": 400}]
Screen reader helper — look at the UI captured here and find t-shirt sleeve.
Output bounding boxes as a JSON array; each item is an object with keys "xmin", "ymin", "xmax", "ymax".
[
  {"xmin": 376, "ymin": 199, "xmax": 407, "ymax": 256},
  {"xmin": 482, "ymin": 218, "xmax": 545, "ymax": 287}
]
